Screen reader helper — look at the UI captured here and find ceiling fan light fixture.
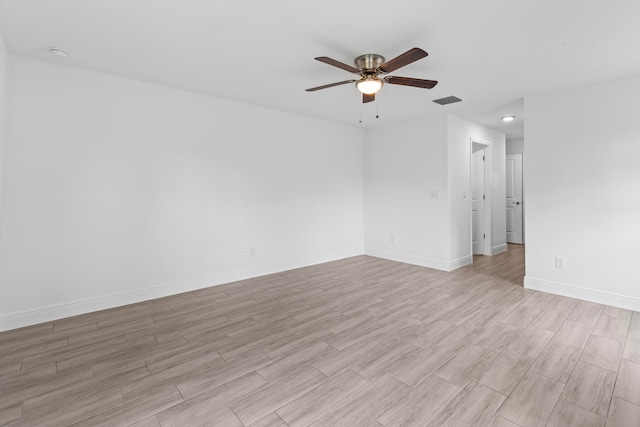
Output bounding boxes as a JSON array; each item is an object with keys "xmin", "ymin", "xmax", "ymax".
[
  {"xmin": 307, "ymin": 48, "xmax": 437, "ymax": 104},
  {"xmin": 356, "ymin": 77, "xmax": 383, "ymax": 95}
]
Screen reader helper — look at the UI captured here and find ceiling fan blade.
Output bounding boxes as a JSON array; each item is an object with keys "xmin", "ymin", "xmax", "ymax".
[
  {"xmin": 385, "ymin": 76, "xmax": 438, "ymax": 89},
  {"xmin": 306, "ymin": 80, "xmax": 356, "ymax": 92},
  {"xmin": 363, "ymin": 93, "xmax": 375, "ymax": 103},
  {"xmin": 315, "ymin": 56, "xmax": 360, "ymax": 74},
  {"xmin": 379, "ymin": 48, "xmax": 428, "ymax": 73}
]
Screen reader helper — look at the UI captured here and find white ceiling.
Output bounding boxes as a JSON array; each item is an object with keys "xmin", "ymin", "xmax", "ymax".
[{"xmin": 1, "ymin": 0, "xmax": 639, "ymax": 140}]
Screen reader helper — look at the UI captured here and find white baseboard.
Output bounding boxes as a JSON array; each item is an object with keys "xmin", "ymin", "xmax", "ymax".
[
  {"xmin": 524, "ymin": 276, "xmax": 640, "ymax": 312},
  {"xmin": 448, "ymin": 255, "xmax": 473, "ymax": 271},
  {"xmin": 0, "ymin": 247, "xmax": 364, "ymax": 331},
  {"xmin": 364, "ymin": 247, "xmax": 471, "ymax": 272},
  {"xmin": 492, "ymin": 243, "xmax": 508, "ymax": 255}
]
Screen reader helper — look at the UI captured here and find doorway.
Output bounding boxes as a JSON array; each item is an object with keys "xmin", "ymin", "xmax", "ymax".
[{"xmin": 471, "ymin": 140, "xmax": 491, "ymax": 256}]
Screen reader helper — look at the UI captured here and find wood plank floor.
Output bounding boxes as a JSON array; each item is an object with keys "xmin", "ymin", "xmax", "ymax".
[{"xmin": 2, "ymin": 245, "xmax": 640, "ymax": 426}]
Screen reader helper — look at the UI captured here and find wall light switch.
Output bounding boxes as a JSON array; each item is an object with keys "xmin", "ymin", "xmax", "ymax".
[{"xmin": 555, "ymin": 257, "xmax": 566, "ymax": 269}]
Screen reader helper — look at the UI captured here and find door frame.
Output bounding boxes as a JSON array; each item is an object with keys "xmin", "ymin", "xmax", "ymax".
[{"xmin": 470, "ymin": 138, "xmax": 492, "ymax": 257}]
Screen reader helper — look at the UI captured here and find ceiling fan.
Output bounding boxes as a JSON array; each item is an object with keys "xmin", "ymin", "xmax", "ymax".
[{"xmin": 306, "ymin": 47, "xmax": 438, "ymax": 103}]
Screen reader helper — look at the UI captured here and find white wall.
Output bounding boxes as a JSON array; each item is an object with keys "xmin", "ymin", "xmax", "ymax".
[
  {"xmin": 364, "ymin": 114, "xmax": 451, "ymax": 269},
  {"xmin": 0, "ymin": 32, "xmax": 8, "ymax": 243},
  {"xmin": 506, "ymin": 138, "xmax": 524, "ymax": 155},
  {"xmin": 0, "ymin": 55, "xmax": 365, "ymax": 330},
  {"xmin": 524, "ymin": 75, "xmax": 640, "ymax": 311},
  {"xmin": 364, "ymin": 113, "xmax": 505, "ymax": 271}
]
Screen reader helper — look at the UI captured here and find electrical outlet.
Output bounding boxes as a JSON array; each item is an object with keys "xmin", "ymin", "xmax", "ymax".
[
  {"xmin": 249, "ymin": 246, "xmax": 256, "ymax": 256},
  {"xmin": 242, "ymin": 247, "xmax": 249, "ymax": 257},
  {"xmin": 555, "ymin": 257, "xmax": 566, "ymax": 269}
]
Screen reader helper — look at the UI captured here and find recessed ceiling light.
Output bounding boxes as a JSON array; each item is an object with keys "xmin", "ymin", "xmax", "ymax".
[
  {"xmin": 502, "ymin": 116, "xmax": 515, "ymax": 122},
  {"xmin": 48, "ymin": 47, "xmax": 69, "ymax": 58}
]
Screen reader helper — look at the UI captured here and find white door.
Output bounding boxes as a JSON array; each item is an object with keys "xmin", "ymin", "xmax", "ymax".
[
  {"xmin": 472, "ymin": 148, "xmax": 486, "ymax": 254},
  {"xmin": 506, "ymin": 153, "xmax": 524, "ymax": 244}
]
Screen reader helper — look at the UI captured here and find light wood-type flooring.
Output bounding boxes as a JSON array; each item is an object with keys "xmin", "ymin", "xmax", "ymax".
[{"xmin": 2, "ymin": 245, "xmax": 640, "ymax": 426}]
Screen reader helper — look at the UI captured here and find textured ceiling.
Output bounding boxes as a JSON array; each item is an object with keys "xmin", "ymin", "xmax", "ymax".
[{"xmin": 1, "ymin": 0, "xmax": 639, "ymax": 140}]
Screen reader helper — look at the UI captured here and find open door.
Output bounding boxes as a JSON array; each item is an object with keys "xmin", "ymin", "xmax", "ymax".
[
  {"xmin": 506, "ymin": 154, "xmax": 524, "ymax": 244},
  {"xmin": 471, "ymin": 140, "xmax": 491, "ymax": 256},
  {"xmin": 471, "ymin": 147, "xmax": 486, "ymax": 254}
]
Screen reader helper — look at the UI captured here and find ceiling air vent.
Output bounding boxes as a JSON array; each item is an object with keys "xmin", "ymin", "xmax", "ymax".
[{"xmin": 433, "ymin": 96, "xmax": 462, "ymax": 105}]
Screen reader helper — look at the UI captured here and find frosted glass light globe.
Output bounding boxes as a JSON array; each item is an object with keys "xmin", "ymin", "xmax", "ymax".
[{"xmin": 356, "ymin": 78, "xmax": 383, "ymax": 95}]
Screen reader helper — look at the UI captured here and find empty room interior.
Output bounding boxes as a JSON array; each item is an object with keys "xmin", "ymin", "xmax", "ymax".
[{"xmin": 1, "ymin": 1, "xmax": 640, "ymax": 426}]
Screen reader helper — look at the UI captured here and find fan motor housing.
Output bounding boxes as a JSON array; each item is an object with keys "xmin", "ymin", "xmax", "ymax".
[{"xmin": 354, "ymin": 54, "xmax": 385, "ymax": 71}]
